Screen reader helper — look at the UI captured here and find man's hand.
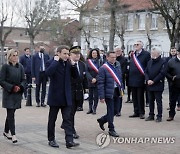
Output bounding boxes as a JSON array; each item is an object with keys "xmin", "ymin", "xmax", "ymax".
[
  {"xmin": 147, "ymin": 80, "xmax": 154, "ymax": 85},
  {"xmin": 100, "ymin": 99, "xmax": 105, "ymax": 103},
  {"xmin": 54, "ymin": 55, "xmax": 59, "ymax": 61},
  {"xmin": 91, "ymin": 78, "xmax": 96, "ymax": 83},
  {"xmin": 13, "ymin": 86, "xmax": 20, "ymax": 93}
]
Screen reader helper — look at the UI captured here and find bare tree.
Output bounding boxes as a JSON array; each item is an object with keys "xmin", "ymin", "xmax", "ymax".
[
  {"xmin": 150, "ymin": 0, "xmax": 180, "ymax": 47},
  {"xmin": 19, "ymin": 0, "xmax": 60, "ymax": 51},
  {"xmin": 116, "ymin": 14, "xmax": 126, "ymax": 50},
  {"xmin": 0, "ymin": 0, "xmax": 15, "ymax": 65},
  {"xmin": 107, "ymin": 0, "xmax": 118, "ymax": 51},
  {"xmin": 66, "ymin": 0, "xmax": 91, "ymax": 48}
]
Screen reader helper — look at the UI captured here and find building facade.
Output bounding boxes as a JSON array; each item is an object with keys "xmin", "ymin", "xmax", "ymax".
[{"xmin": 80, "ymin": 0, "xmax": 171, "ymax": 56}]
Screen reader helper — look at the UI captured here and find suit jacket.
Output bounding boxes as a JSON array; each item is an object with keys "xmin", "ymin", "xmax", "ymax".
[
  {"xmin": 128, "ymin": 49, "xmax": 151, "ymax": 87},
  {"xmin": 19, "ymin": 54, "xmax": 31, "ymax": 74},
  {"xmin": 71, "ymin": 61, "xmax": 87, "ymax": 101},
  {"xmin": 45, "ymin": 59, "xmax": 78, "ymax": 107},
  {"xmin": 31, "ymin": 52, "xmax": 50, "ymax": 84}
]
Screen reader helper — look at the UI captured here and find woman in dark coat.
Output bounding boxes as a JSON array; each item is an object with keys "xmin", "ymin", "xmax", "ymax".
[
  {"xmin": 86, "ymin": 48, "xmax": 101, "ymax": 114},
  {"xmin": 0, "ymin": 49, "xmax": 25, "ymax": 143}
]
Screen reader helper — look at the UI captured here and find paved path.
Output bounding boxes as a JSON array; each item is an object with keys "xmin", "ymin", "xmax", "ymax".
[{"xmin": 0, "ymin": 87, "xmax": 180, "ymax": 154}]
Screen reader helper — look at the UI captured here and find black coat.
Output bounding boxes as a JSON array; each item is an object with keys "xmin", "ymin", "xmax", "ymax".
[
  {"xmin": 45, "ymin": 59, "xmax": 78, "ymax": 107},
  {"xmin": 116, "ymin": 56, "xmax": 127, "ymax": 76},
  {"xmin": 71, "ymin": 61, "xmax": 88, "ymax": 101},
  {"xmin": 145, "ymin": 56, "xmax": 166, "ymax": 91},
  {"xmin": 128, "ymin": 49, "xmax": 151, "ymax": 87},
  {"xmin": 0, "ymin": 63, "xmax": 26, "ymax": 109},
  {"xmin": 19, "ymin": 54, "xmax": 31, "ymax": 74},
  {"xmin": 86, "ymin": 58, "xmax": 101, "ymax": 87},
  {"xmin": 166, "ymin": 57, "xmax": 180, "ymax": 88}
]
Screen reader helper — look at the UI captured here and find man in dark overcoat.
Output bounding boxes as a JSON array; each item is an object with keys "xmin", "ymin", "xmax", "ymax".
[
  {"xmin": 145, "ymin": 47, "xmax": 166, "ymax": 122},
  {"xmin": 129, "ymin": 41, "xmax": 150, "ymax": 119},
  {"xmin": 46, "ymin": 45, "xmax": 79, "ymax": 149}
]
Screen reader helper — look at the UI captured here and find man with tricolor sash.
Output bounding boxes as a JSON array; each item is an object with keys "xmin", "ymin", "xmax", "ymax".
[
  {"xmin": 129, "ymin": 41, "xmax": 151, "ymax": 119},
  {"xmin": 97, "ymin": 51, "xmax": 123, "ymax": 137}
]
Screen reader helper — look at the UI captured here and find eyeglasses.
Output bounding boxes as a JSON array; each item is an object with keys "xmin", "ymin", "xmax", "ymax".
[{"xmin": 134, "ymin": 44, "xmax": 140, "ymax": 46}]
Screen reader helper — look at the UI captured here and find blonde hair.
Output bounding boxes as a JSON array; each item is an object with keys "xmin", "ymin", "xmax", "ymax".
[{"xmin": 6, "ymin": 49, "xmax": 19, "ymax": 63}]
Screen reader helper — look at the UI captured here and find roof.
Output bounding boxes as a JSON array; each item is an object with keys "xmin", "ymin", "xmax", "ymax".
[{"xmin": 85, "ymin": 0, "xmax": 154, "ymax": 12}]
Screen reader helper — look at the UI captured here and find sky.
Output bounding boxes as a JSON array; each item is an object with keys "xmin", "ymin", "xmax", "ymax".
[{"xmin": 1, "ymin": 0, "xmax": 79, "ymax": 27}]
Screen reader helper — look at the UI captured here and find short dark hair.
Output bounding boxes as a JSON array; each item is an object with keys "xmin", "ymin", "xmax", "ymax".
[
  {"xmin": 106, "ymin": 51, "xmax": 116, "ymax": 57},
  {"xmin": 56, "ymin": 45, "xmax": 70, "ymax": 53},
  {"xmin": 24, "ymin": 47, "xmax": 30, "ymax": 51}
]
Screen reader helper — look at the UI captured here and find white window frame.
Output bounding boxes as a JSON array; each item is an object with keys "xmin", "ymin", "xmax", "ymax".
[
  {"xmin": 126, "ymin": 14, "xmax": 133, "ymax": 31},
  {"xmin": 103, "ymin": 18, "xmax": 109, "ymax": 32},
  {"xmin": 150, "ymin": 14, "xmax": 158, "ymax": 30},
  {"xmin": 138, "ymin": 14, "xmax": 145, "ymax": 30}
]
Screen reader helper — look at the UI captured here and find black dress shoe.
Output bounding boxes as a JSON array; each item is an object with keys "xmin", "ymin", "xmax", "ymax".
[
  {"xmin": 3, "ymin": 132, "xmax": 12, "ymax": 140},
  {"xmin": 116, "ymin": 112, "xmax": 121, "ymax": 117},
  {"xmin": 167, "ymin": 117, "xmax": 174, "ymax": 121},
  {"xmin": 41, "ymin": 103, "xmax": 46, "ymax": 107},
  {"xmin": 145, "ymin": 116, "xmax": 154, "ymax": 121},
  {"xmin": 97, "ymin": 119, "xmax": 105, "ymax": 131},
  {"xmin": 108, "ymin": 130, "xmax": 119, "ymax": 137},
  {"xmin": 156, "ymin": 117, "xmax": 162, "ymax": 122},
  {"xmin": 36, "ymin": 103, "xmax": 40, "ymax": 107},
  {"xmin": 92, "ymin": 111, "xmax": 96, "ymax": 115},
  {"xmin": 86, "ymin": 110, "xmax": 93, "ymax": 114},
  {"xmin": 48, "ymin": 140, "xmax": 59, "ymax": 148},
  {"xmin": 129, "ymin": 114, "xmax": 139, "ymax": 118},
  {"xmin": 66, "ymin": 141, "xmax": 80, "ymax": 149},
  {"xmin": 73, "ymin": 133, "xmax": 79, "ymax": 139},
  {"xmin": 139, "ymin": 114, "xmax": 145, "ymax": 119}
]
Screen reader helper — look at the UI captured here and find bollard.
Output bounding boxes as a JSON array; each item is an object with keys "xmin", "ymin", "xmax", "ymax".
[{"xmin": 26, "ymin": 84, "xmax": 32, "ymax": 106}]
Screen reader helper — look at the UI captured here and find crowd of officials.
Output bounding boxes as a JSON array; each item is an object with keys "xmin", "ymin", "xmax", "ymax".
[{"xmin": 0, "ymin": 41, "xmax": 180, "ymax": 149}]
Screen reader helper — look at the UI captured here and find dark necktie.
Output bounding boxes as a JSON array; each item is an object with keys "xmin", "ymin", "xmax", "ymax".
[{"xmin": 40, "ymin": 53, "xmax": 44, "ymax": 71}]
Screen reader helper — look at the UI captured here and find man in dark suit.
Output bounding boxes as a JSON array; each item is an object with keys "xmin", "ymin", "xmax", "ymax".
[
  {"xmin": 128, "ymin": 41, "xmax": 151, "ymax": 119},
  {"xmin": 145, "ymin": 47, "xmax": 166, "ymax": 122},
  {"xmin": 97, "ymin": 51, "xmax": 123, "ymax": 137},
  {"xmin": 68, "ymin": 46, "xmax": 87, "ymax": 139},
  {"xmin": 31, "ymin": 45, "xmax": 50, "ymax": 107},
  {"xmin": 19, "ymin": 47, "xmax": 32, "ymax": 99},
  {"xmin": 166, "ymin": 46, "xmax": 180, "ymax": 121},
  {"xmin": 115, "ymin": 47, "xmax": 127, "ymax": 116},
  {"xmin": 46, "ymin": 45, "xmax": 79, "ymax": 149}
]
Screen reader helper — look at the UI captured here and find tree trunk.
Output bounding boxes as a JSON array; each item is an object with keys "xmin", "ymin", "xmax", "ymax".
[
  {"xmin": 29, "ymin": 36, "xmax": 35, "ymax": 53},
  {"xmin": 0, "ymin": 43, "xmax": 5, "ymax": 67},
  {"xmin": 109, "ymin": 8, "xmax": 116, "ymax": 51}
]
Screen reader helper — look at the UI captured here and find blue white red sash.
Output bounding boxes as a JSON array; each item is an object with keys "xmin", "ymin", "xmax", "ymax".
[
  {"xmin": 88, "ymin": 59, "xmax": 98, "ymax": 73},
  {"xmin": 132, "ymin": 52, "xmax": 145, "ymax": 75},
  {"xmin": 103, "ymin": 63, "xmax": 122, "ymax": 87}
]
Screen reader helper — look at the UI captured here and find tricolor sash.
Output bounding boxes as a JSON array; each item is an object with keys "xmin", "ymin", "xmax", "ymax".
[
  {"xmin": 88, "ymin": 59, "xmax": 98, "ymax": 73},
  {"xmin": 103, "ymin": 63, "xmax": 122, "ymax": 87},
  {"xmin": 132, "ymin": 52, "xmax": 145, "ymax": 75},
  {"xmin": 103, "ymin": 63, "xmax": 123, "ymax": 97}
]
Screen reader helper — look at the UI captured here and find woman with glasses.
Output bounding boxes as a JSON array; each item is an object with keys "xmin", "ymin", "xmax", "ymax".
[{"xmin": 0, "ymin": 49, "xmax": 25, "ymax": 143}]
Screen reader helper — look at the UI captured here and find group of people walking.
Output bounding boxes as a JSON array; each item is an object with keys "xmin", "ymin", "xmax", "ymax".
[{"xmin": 0, "ymin": 41, "xmax": 180, "ymax": 149}]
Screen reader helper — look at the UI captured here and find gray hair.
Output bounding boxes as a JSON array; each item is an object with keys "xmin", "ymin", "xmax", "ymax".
[{"xmin": 151, "ymin": 47, "xmax": 162, "ymax": 55}]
